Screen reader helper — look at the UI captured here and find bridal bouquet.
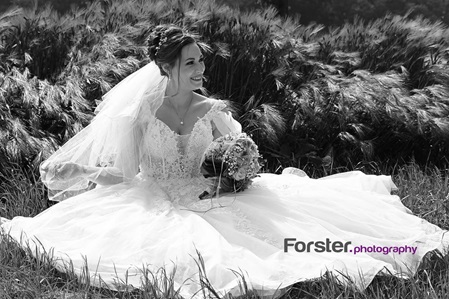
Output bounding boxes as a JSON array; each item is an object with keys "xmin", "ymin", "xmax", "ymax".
[{"xmin": 199, "ymin": 132, "xmax": 261, "ymax": 199}]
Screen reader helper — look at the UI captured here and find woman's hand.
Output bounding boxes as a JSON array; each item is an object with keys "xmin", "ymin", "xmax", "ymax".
[
  {"xmin": 53, "ymin": 162, "xmax": 86, "ymax": 180},
  {"xmin": 44, "ymin": 161, "xmax": 124, "ymax": 185}
]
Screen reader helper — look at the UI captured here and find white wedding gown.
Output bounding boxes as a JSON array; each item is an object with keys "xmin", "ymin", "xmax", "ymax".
[{"xmin": 1, "ymin": 100, "xmax": 448, "ymax": 298}]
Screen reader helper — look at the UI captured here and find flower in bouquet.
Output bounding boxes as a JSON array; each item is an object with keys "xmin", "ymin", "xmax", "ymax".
[{"xmin": 200, "ymin": 133, "xmax": 261, "ymax": 198}]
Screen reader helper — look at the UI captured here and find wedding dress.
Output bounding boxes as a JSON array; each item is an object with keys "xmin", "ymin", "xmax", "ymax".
[{"xmin": 1, "ymin": 64, "xmax": 448, "ymax": 298}]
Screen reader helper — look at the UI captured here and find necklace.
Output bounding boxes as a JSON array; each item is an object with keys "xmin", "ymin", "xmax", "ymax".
[{"xmin": 167, "ymin": 94, "xmax": 194, "ymax": 126}]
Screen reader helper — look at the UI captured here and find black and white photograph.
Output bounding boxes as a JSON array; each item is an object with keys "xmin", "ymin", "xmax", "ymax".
[{"xmin": 1, "ymin": 0, "xmax": 449, "ymax": 298}]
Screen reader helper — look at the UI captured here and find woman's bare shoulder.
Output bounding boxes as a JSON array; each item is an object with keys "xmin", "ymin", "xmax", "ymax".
[{"xmin": 193, "ymin": 93, "xmax": 226, "ymax": 111}]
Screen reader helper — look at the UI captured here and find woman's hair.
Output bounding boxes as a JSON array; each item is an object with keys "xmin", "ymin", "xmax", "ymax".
[{"xmin": 147, "ymin": 24, "xmax": 201, "ymax": 77}]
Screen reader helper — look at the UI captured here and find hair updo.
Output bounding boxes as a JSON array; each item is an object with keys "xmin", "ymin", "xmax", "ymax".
[{"xmin": 147, "ymin": 24, "xmax": 198, "ymax": 77}]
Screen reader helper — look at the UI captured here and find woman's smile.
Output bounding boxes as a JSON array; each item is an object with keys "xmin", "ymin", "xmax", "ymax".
[{"xmin": 191, "ymin": 75, "xmax": 203, "ymax": 82}]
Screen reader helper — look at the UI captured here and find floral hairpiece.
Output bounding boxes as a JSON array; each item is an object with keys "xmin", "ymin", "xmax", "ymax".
[{"xmin": 155, "ymin": 33, "xmax": 168, "ymax": 57}]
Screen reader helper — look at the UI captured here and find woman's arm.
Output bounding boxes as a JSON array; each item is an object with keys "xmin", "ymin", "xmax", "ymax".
[
  {"xmin": 47, "ymin": 162, "xmax": 124, "ymax": 186},
  {"xmin": 83, "ymin": 165, "xmax": 124, "ymax": 185}
]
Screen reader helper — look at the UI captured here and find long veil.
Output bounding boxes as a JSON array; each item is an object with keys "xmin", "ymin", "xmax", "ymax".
[{"xmin": 40, "ymin": 62, "xmax": 168, "ymax": 201}]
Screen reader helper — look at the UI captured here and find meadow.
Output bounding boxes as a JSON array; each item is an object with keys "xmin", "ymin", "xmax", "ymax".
[{"xmin": 1, "ymin": 0, "xmax": 449, "ymax": 297}]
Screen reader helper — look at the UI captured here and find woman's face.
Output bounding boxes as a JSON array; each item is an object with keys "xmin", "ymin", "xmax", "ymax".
[{"xmin": 168, "ymin": 43, "xmax": 205, "ymax": 92}]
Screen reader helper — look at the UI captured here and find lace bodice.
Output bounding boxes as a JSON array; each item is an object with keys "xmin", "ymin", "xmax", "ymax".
[
  {"xmin": 138, "ymin": 100, "xmax": 241, "ymax": 203},
  {"xmin": 141, "ymin": 100, "xmax": 223, "ymax": 180}
]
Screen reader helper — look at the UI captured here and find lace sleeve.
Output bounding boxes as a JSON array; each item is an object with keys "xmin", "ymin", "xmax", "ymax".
[{"xmin": 211, "ymin": 101, "xmax": 242, "ymax": 138}]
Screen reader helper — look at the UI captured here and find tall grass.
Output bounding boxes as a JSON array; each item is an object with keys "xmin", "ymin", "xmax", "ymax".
[
  {"xmin": 0, "ymin": 1, "xmax": 449, "ymax": 298},
  {"xmin": 275, "ymin": 13, "xmax": 449, "ymax": 173},
  {"xmin": 1, "ymin": 0, "xmax": 448, "ymax": 176}
]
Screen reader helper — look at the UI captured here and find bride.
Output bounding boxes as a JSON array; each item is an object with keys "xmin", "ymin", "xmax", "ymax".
[{"xmin": 1, "ymin": 24, "xmax": 448, "ymax": 298}]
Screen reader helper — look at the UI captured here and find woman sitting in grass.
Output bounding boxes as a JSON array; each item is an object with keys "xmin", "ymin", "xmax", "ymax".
[{"xmin": 1, "ymin": 24, "xmax": 448, "ymax": 298}]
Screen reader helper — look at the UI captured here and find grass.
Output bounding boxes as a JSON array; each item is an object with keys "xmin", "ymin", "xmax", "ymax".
[
  {"xmin": 1, "ymin": 0, "xmax": 449, "ymax": 174},
  {"xmin": 1, "ymin": 0, "xmax": 449, "ymax": 297},
  {"xmin": 1, "ymin": 162, "xmax": 449, "ymax": 298}
]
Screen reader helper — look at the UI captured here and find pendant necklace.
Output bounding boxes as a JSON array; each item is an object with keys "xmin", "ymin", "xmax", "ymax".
[{"xmin": 168, "ymin": 94, "xmax": 194, "ymax": 126}]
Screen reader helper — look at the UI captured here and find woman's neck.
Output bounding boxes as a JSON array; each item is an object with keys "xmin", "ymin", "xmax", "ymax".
[{"xmin": 165, "ymin": 86, "xmax": 194, "ymax": 109}]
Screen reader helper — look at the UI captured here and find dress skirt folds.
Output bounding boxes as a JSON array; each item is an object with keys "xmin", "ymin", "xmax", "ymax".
[
  {"xmin": 1, "ymin": 100, "xmax": 448, "ymax": 298},
  {"xmin": 1, "ymin": 171, "xmax": 448, "ymax": 298}
]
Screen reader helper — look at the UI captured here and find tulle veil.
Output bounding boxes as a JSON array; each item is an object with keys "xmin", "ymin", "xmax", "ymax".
[{"xmin": 40, "ymin": 62, "xmax": 168, "ymax": 201}]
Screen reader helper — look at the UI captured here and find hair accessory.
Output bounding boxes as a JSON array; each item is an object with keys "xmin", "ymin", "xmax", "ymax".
[{"xmin": 155, "ymin": 33, "xmax": 168, "ymax": 57}]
